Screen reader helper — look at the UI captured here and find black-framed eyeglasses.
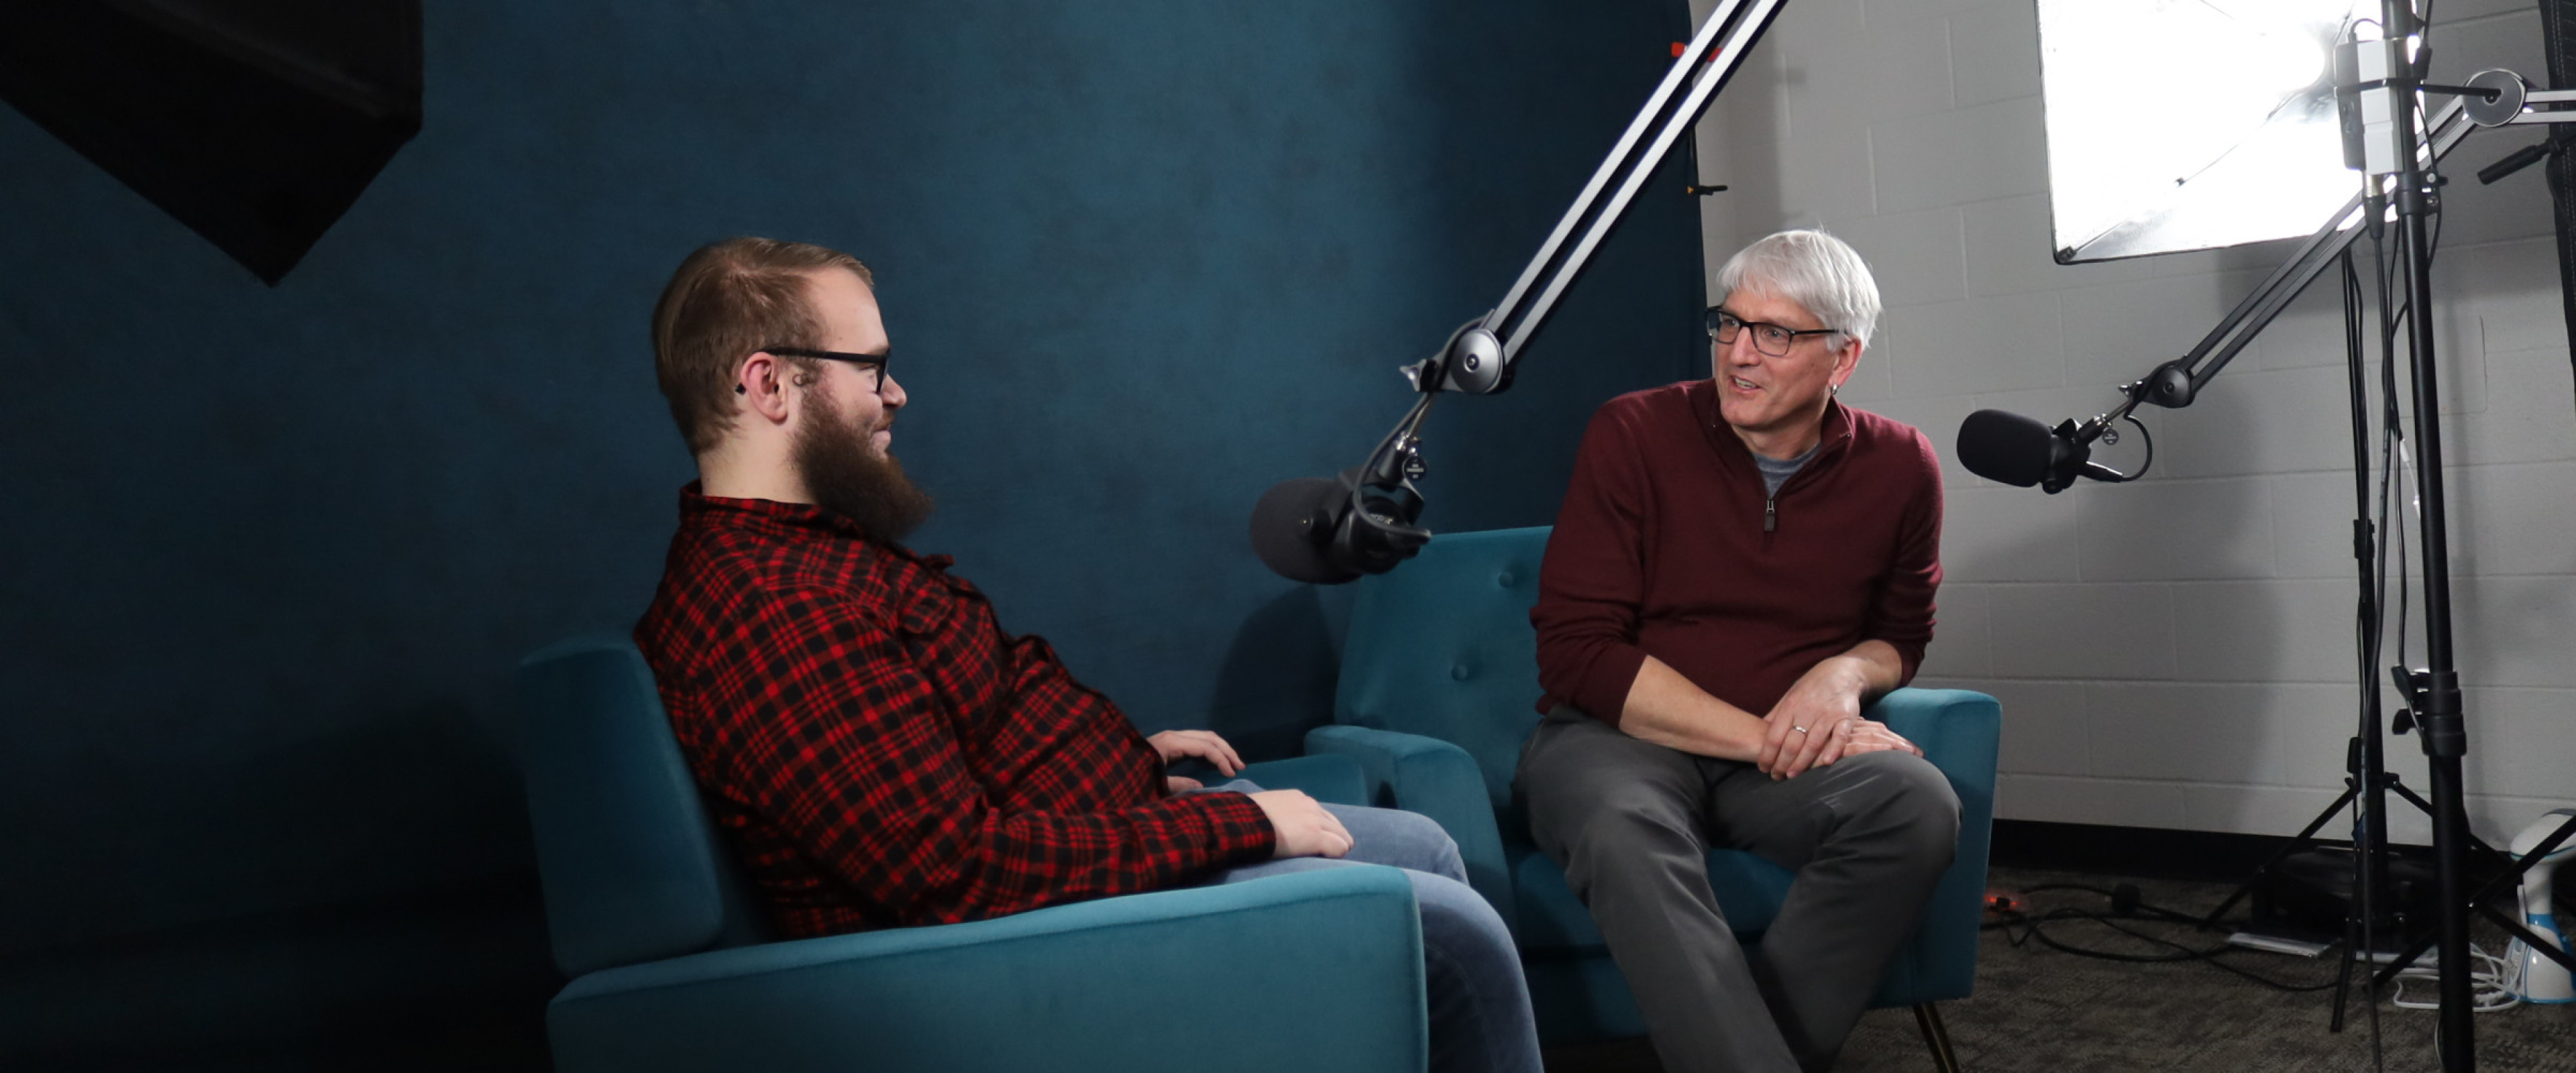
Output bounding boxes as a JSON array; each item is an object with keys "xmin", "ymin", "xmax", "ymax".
[
  {"xmin": 1705, "ymin": 307, "xmax": 1839, "ymax": 358},
  {"xmin": 766, "ymin": 347, "xmax": 892, "ymax": 394}
]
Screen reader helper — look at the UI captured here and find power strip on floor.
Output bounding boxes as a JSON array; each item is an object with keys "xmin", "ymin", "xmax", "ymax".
[
  {"xmin": 2226, "ymin": 931, "xmax": 2440, "ymax": 968},
  {"xmin": 2226, "ymin": 931, "xmax": 2331, "ymax": 957}
]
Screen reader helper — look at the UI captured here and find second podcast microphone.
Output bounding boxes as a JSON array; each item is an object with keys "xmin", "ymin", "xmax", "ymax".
[
  {"xmin": 1956, "ymin": 408, "xmax": 2128, "ymax": 493},
  {"xmin": 1249, "ymin": 468, "xmax": 1430, "ymax": 584}
]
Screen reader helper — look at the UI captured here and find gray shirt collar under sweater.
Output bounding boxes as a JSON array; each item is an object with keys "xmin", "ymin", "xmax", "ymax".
[{"xmin": 1752, "ymin": 442, "xmax": 1819, "ymax": 496}]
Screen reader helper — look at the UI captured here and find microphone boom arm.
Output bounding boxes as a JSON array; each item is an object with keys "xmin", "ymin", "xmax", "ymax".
[
  {"xmin": 1299, "ymin": 0, "xmax": 1793, "ymax": 582},
  {"xmin": 1988, "ymin": 99, "xmax": 2480, "ymax": 496},
  {"xmin": 1464, "ymin": 0, "xmax": 1792, "ymax": 384},
  {"xmin": 2131, "ymin": 97, "xmax": 2473, "ymax": 414}
]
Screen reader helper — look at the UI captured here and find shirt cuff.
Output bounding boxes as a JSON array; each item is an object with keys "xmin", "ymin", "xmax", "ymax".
[
  {"xmin": 1576, "ymin": 646, "xmax": 1649, "ymax": 729},
  {"xmin": 1889, "ymin": 640, "xmax": 1925, "ymax": 688},
  {"xmin": 1183, "ymin": 788, "xmax": 1278, "ymax": 864}
]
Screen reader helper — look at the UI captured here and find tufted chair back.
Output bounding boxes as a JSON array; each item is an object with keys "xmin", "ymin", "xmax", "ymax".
[{"xmin": 1334, "ymin": 526, "xmax": 1552, "ymax": 811}]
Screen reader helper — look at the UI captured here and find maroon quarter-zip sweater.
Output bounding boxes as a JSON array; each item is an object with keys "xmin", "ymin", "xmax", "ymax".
[{"xmin": 1532, "ymin": 380, "xmax": 1943, "ymax": 726}]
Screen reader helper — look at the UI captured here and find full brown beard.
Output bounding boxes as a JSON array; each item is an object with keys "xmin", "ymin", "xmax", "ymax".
[{"xmin": 792, "ymin": 386, "xmax": 934, "ymax": 545}]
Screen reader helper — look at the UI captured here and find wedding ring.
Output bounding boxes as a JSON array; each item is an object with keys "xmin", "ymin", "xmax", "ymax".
[{"xmin": 1792, "ymin": 726, "xmax": 1809, "ymax": 734}]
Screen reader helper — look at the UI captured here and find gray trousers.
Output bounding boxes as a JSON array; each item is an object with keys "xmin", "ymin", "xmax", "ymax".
[{"xmin": 1515, "ymin": 705, "xmax": 1960, "ymax": 1073}]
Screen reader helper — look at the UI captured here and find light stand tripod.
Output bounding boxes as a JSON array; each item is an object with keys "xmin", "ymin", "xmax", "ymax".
[
  {"xmin": 2016, "ymin": 92, "xmax": 2491, "ymax": 1032},
  {"xmin": 1970, "ymin": 10, "xmax": 2576, "ymax": 1066},
  {"xmin": 2157, "ymin": 91, "xmax": 2485, "ymax": 1020},
  {"xmin": 2343, "ymin": 10, "xmax": 2576, "ymax": 1062}
]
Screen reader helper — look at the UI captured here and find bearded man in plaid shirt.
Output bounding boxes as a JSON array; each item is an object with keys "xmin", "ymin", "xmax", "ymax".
[{"xmin": 632, "ymin": 237, "xmax": 1539, "ymax": 1073}]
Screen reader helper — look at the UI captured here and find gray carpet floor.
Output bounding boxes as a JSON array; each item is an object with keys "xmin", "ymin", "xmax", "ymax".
[{"xmin": 1543, "ymin": 866, "xmax": 2576, "ymax": 1073}]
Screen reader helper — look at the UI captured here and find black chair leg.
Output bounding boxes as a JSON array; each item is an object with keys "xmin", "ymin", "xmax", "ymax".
[{"xmin": 1913, "ymin": 1002, "xmax": 1962, "ymax": 1073}]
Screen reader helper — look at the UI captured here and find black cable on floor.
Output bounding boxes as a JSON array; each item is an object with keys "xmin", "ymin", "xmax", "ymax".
[{"xmin": 1982, "ymin": 885, "xmax": 2346, "ymax": 993}]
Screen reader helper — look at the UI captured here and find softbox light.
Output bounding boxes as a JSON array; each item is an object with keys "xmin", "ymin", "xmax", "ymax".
[
  {"xmin": 2038, "ymin": 0, "xmax": 2369, "ymax": 263},
  {"xmin": 0, "ymin": 1, "xmax": 423, "ymax": 284}
]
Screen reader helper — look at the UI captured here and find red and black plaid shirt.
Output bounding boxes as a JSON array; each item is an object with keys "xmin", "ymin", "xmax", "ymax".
[{"xmin": 635, "ymin": 488, "xmax": 1277, "ymax": 937}]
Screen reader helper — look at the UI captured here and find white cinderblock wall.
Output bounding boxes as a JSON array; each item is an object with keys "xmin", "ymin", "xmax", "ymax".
[{"xmin": 1689, "ymin": 0, "xmax": 2575, "ymax": 843}]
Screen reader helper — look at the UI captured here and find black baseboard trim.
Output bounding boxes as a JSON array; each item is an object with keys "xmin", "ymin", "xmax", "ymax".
[{"xmin": 1990, "ymin": 819, "xmax": 2425, "ymax": 884}]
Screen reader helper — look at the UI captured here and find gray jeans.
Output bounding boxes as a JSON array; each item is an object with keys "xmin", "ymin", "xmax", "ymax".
[
  {"xmin": 1192, "ymin": 782, "xmax": 1542, "ymax": 1073},
  {"xmin": 1515, "ymin": 706, "xmax": 1960, "ymax": 1073}
]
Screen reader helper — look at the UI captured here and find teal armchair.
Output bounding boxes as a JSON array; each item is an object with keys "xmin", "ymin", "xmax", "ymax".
[
  {"xmin": 1303, "ymin": 527, "xmax": 2000, "ymax": 1066},
  {"xmin": 515, "ymin": 634, "xmax": 1426, "ymax": 1073}
]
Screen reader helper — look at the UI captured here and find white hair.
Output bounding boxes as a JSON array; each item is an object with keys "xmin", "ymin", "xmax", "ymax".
[{"xmin": 1711, "ymin": 229, "xmax": 1882, "ymax": 347}]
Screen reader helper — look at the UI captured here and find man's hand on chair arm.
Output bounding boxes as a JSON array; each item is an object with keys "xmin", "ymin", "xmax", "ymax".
[
  {"xmin": 1250, "ymin": 790, "xmax": 1354, "ymax": 860},
  {"xmin": 1615, "ymin": 641, "xmax": 1918, "ymax": 777},
  {"xmin": 1758, "ymin": 640, "xmax": 1918, "ymax": 780}
]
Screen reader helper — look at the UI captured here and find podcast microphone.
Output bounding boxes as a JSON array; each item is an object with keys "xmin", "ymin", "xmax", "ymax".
[
  {"xmin": 1250, "ymin": 467, "xmax": 1432, "ymax": 584},
  {"xmin": 1251, "ymin": 475, "xmax": 1363, "ymax": 583},
  {"xmin": 1956, "ymin": 408, "xmax": 2131, "ymax": 494}
]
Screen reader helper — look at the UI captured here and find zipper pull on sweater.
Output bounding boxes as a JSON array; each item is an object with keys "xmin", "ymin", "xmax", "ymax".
[{"xmin": 1764, "ymin": 496, "xmax": 1777, "ymax": 532}]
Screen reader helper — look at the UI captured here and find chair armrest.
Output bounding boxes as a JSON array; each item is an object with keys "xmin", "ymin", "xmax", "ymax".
[
  {"xmin": 1306, "ymin": 725, "xmax": 1513, "ymax": 932},
  {"xmin": 1869, "ymin": 687, "xmax": 2002, "ymax": 793},
  {"xmin": 548, "ymin": 866, "xmax": 1426, "ymax": 1073},
  {"xmin": 1864, "ymin": 687, "xmax": 2001, "ymax": 1003},
  {"xmin": 1238, "ymin": 752, "xmax": 1368, "ymax": 806}
]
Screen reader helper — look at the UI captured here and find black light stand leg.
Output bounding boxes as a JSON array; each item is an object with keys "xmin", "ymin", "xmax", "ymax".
[
  {"xmin": 2377, "ymin": 812, "xmax": 2576, "ymax": 986},
  {"xmin": 2198, "ymin": 783, "xmax": 2359, "ymax": 929},
  {"xmin": 2383, "ymin": 781, "xmax": 2505, "ymax": 860},
  {"xmin": 1911, "ymin": 1003, "xmax": 1961, "ymax": 1073},
  {"xmin": 2383, "ymin": 2, "xmax": 2477, "ymax": 1060},
  {"xmin": 2479, "ymin": 900, "xmax": 2576, "ymax": 971}
]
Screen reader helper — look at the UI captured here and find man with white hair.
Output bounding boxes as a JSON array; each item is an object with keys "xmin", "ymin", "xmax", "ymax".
[{"xmin": 1516, "ymin": 230, "xmax": 1957, "ymax": 1072}]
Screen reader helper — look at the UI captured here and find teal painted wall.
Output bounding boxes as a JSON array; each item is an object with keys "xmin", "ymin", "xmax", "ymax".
[{"xmin": 0, "ymin": 0, "xmax": 1699, "ymax": 1060}]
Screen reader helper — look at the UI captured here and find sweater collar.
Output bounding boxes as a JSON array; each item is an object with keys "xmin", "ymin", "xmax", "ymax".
[{"xmin": 1687, "ymin": 380, "xmax": 1856, "ymax": 475}]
